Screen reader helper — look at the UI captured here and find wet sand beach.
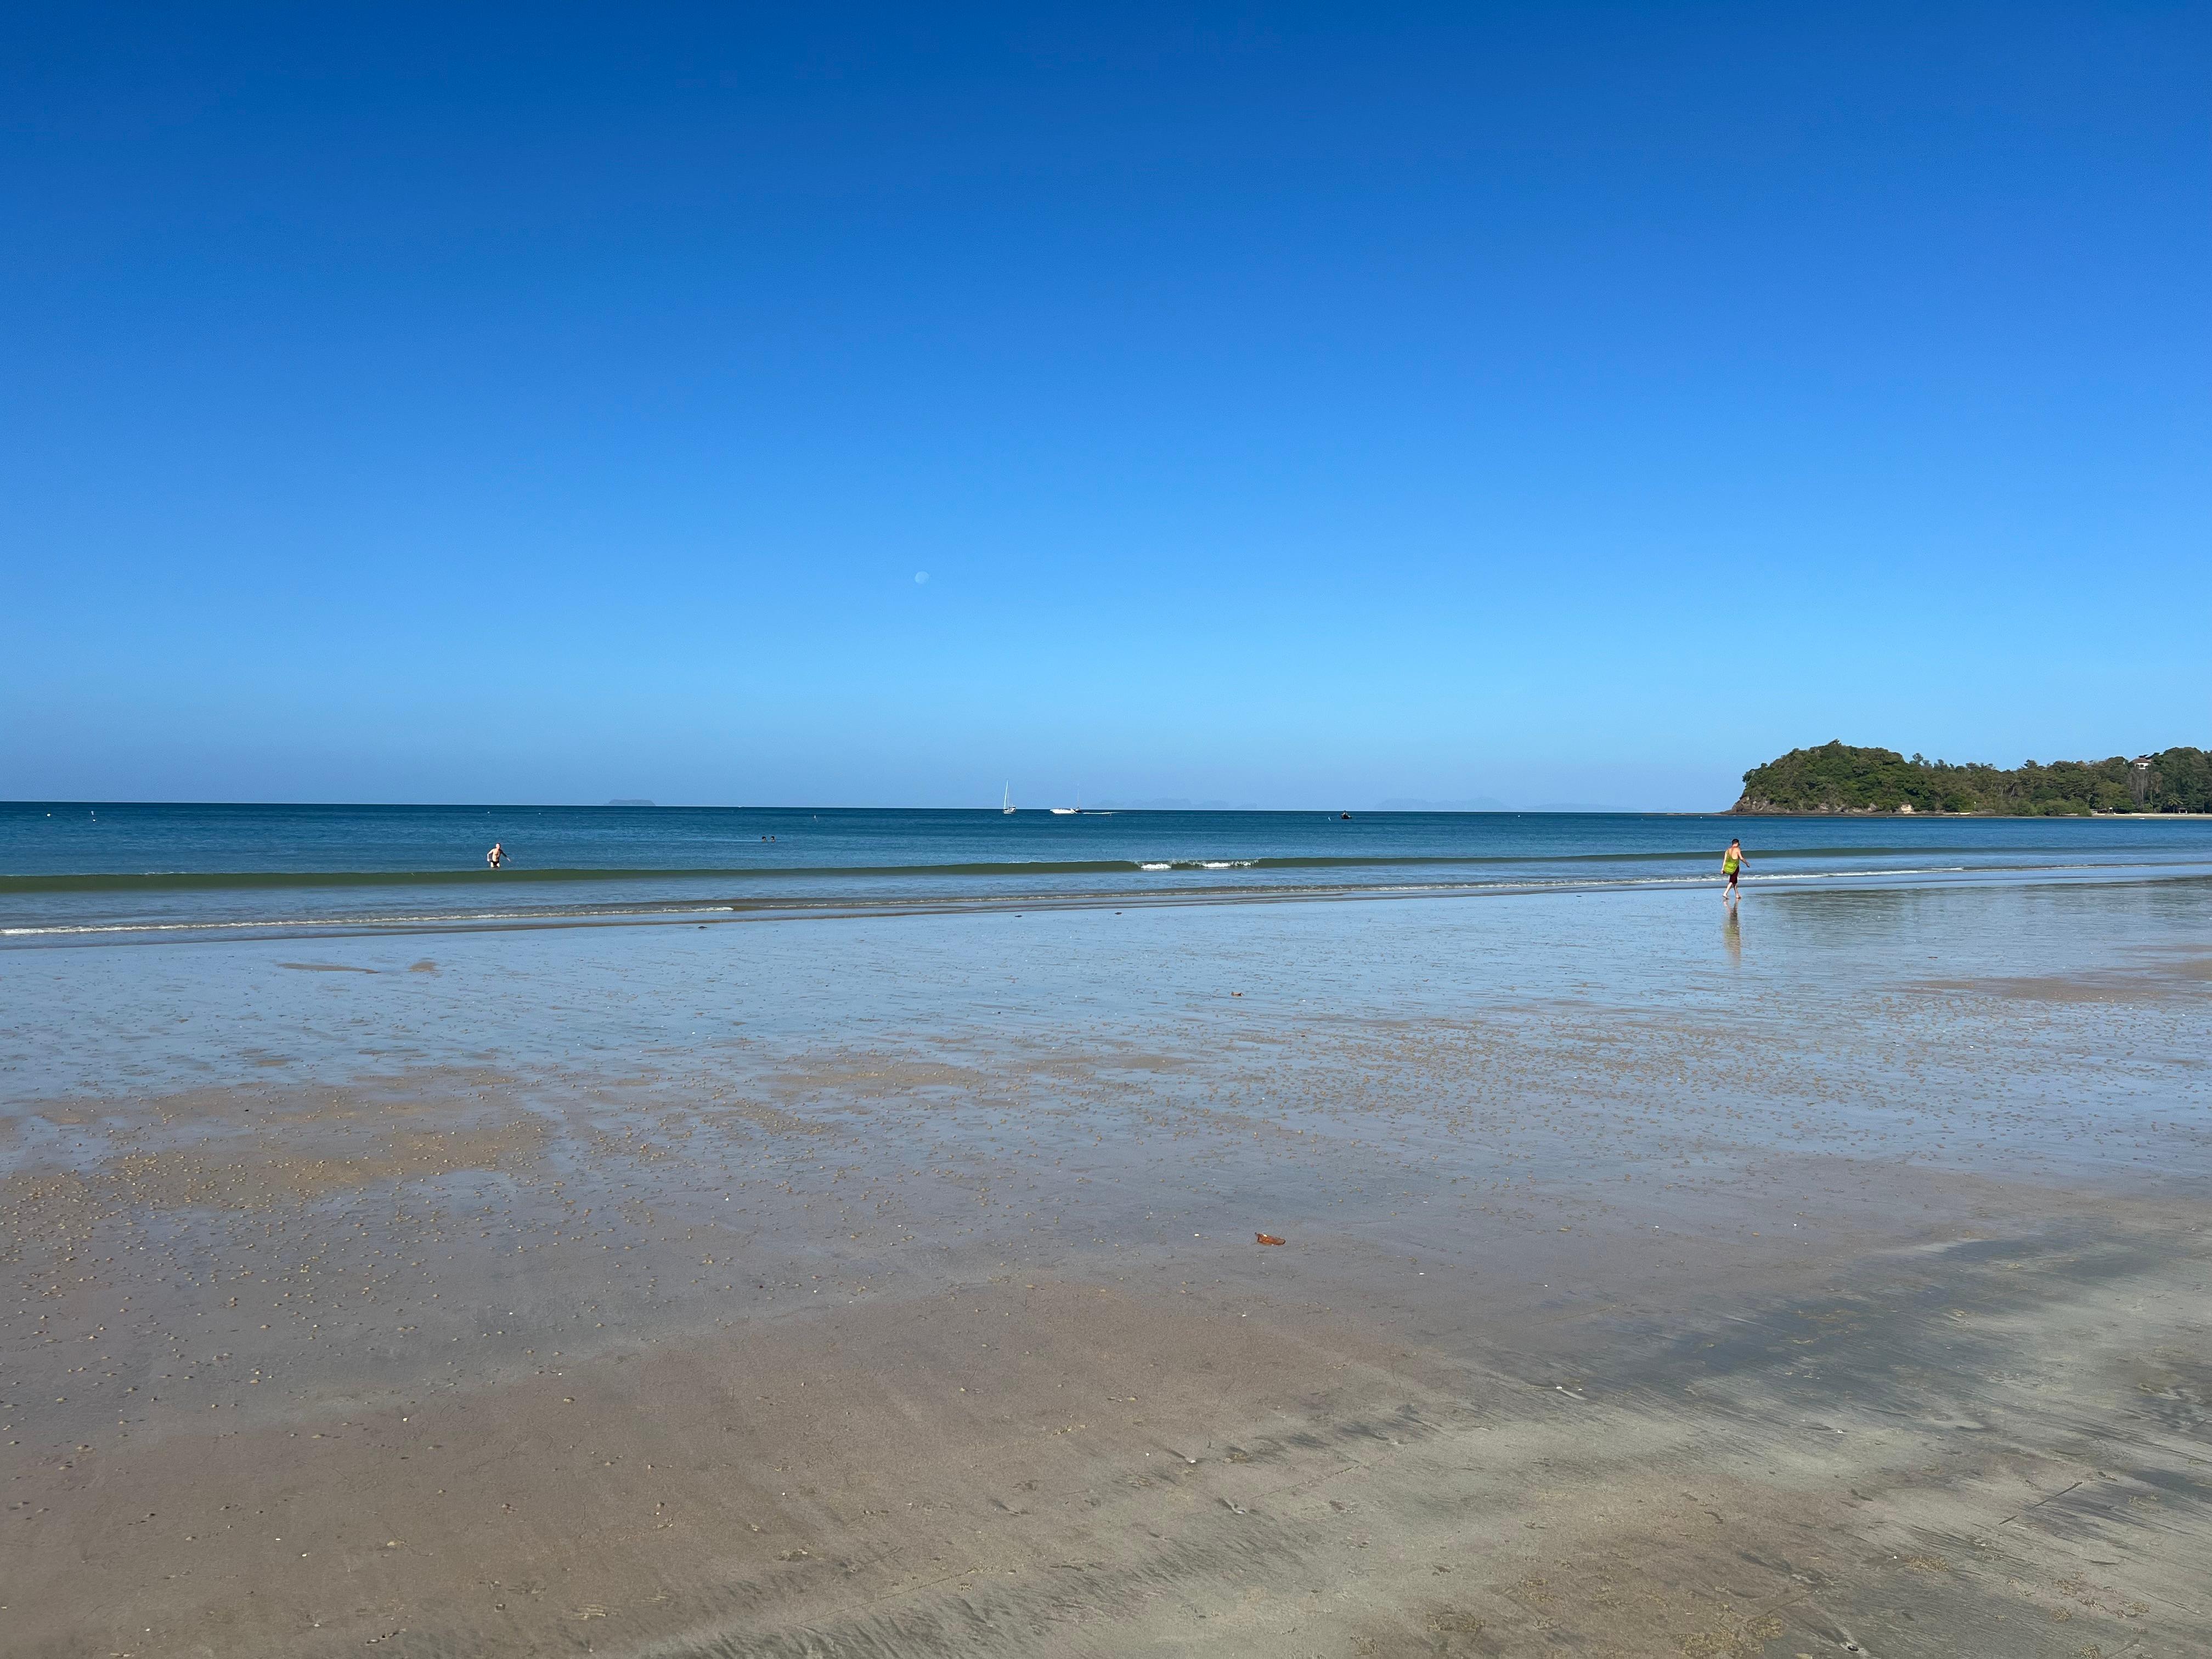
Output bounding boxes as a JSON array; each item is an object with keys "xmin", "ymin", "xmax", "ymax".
[{"xmin": 5, "ymin": 880, "xmax": 2209, "ymax": 1657}]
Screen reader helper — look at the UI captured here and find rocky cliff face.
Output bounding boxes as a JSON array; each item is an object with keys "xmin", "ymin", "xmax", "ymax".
[{"xmin": 1730, "ymin": 794, "xmax": 1920, "ymax": 815}]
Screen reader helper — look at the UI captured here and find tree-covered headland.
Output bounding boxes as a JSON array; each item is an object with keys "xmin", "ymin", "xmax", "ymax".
[{"xmin": 1733, "ymin": 741, "xmax": 2211, "ymax": 815}]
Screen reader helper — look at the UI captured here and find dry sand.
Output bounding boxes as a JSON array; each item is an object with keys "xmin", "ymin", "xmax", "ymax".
[{"xmin": 4, "ymin": 884, "xmax": 2208, "ymax": 1657}]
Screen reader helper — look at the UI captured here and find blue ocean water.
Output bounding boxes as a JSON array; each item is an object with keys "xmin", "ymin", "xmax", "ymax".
[{"xmin": 3, "ymin": 802, "xmax": 2209, "ymax": 945}]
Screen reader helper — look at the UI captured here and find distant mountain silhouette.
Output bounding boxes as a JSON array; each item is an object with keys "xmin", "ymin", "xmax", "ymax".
[
  {"xmin": 1091, "ymin": 798, "xmax": 1250, "ymax": 810},
  {"xmin": 1375, "ymin": 797, "xmax": 1509, "ymax": 812}
]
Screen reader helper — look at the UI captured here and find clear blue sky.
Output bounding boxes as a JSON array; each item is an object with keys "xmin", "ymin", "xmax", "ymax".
[{"xmin": 5, "ymin": 4, "xmax": 2206, "ymax": 810}]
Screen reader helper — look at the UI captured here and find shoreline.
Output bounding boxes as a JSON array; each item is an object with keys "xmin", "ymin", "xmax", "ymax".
[
  {"xmin": 1731, "ymin": 807, "xmax": 2212, "ymax": 819},
  {"xmin": 8, "ymin": 858, "xmax": 2212, "ymax": 952},
  {"xmin": 13, "ymin": 808, "xmax": 2211, "ymax": 951}
]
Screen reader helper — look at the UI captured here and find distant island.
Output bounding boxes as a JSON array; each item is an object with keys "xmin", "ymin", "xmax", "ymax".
[
  {"xmin": 1734, "ymin": 741, "xmax": 2210, "ymax": 816},
  {"xmin": 605, "ymin": 798, "xmax": 657, "ymax": 807}
]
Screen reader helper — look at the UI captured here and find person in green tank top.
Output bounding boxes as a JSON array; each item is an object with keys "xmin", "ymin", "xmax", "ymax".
[{"xmin": 1722, "ymin": 837, "xmax": 1745, "ymax": 901}]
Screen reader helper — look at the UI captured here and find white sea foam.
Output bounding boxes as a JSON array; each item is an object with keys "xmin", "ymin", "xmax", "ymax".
[
  {"xmin": 1, "ymin": 907, "xmax": 583, "ymax": 938},
  {"xmin": 1748, "ymin": 866, "xmax": 1969, "ymax": 881}
]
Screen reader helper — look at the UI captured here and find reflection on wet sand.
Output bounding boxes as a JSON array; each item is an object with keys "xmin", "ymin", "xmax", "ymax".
[{"xmin": 3, "ymin": 881, "xmax": 2208, "ymax": 1656}]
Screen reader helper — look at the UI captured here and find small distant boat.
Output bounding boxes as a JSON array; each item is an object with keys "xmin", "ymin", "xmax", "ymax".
[
  {"xmin": 1051, "ymin": 788, "xmax": 1080, "ymax": 816},
  {"xmin": 1002, "ymin": 785, "xmax": 1017, "ymax": 815}
]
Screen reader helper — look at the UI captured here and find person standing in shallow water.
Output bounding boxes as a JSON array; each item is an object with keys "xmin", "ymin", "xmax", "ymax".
[
  {"xmin": 486, "ymin": 841, "xmax": 506, "ymax": 870},
  {"xmin": 1722, "ymin": 837, "xmax": 1746, "ymax": 901}
]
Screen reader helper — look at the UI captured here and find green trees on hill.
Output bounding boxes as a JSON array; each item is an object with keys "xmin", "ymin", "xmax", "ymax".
[{"xmin": 1734, "ymin": 741, "xmax": 2212, "ymax": 815}]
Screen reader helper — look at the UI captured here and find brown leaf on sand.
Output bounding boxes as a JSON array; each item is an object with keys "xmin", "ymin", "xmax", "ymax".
[{"xmin": 1255, "ymin": 1233, "xmax": 1286, "ymax": 1246}]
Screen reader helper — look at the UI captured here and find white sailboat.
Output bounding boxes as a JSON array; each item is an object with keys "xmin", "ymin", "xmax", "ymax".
[{"xmin": 1001, "ymin": 785, "xmax": 1017, "ymax": 815}]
